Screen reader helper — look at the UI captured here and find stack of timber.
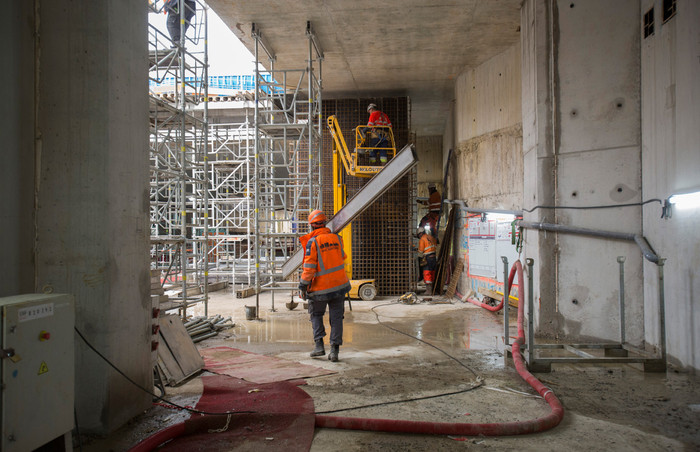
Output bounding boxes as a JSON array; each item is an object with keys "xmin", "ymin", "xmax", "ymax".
[{"xmin": 184, "ymin": 315, "xmax": 234, "ymax": 343}]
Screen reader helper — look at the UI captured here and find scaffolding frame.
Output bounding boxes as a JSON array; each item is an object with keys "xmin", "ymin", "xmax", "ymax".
[
  {"xmin": 148, "ymin": 0, "xmax": 209, "ymax": 318},
  {"xmin": 206, "ymin": 116, "xmax": 256, "ymax": 286},
  {"xmin": 250, "ymin": 22, "xmax": 324, "ymax": 315}
]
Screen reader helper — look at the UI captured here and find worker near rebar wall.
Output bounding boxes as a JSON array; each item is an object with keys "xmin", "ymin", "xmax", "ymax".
[
  {"xmin": 298, "ymin": 210, "xmax": 351, "ymax": 362},
  {"xmin": 364, "ymin": 103, "xmax": 392, "ymax": 164},
  {"xmin": 164, "ymin": 0, "xmax": 196, "ymax": 45},
  {"xmin": 417, "ymin": 225, "xmax": 438, "ymax": 294},
  {"xmin": 418, "ymin": 183, "xmax": 441, "ymax": 238}
]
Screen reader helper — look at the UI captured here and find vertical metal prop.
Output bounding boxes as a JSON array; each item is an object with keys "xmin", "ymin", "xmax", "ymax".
[
  {"xmin": 526, "ymin": 258, "xmax": 535, "ymax": 366},
  {"xmin": 253, "ymin": 26, "xmax": 260, "ymax": 319},
  {"xmin": 502, "ymin": 256, "xmax": 510, "ymax": 348},
  {"xmin": 658, "ymin": 258, "xmax": 667, "ymax": 364},
  {"xmin": 203, "ymin": 5, "xmax": 209, "ymax": 317},
  {"xmin": 617, "ymin": 256, "xmax": 626, "ymax": 344},
  {"xmin": 178, "ymin": 0, "xmax": 187, "ymax": 319}
]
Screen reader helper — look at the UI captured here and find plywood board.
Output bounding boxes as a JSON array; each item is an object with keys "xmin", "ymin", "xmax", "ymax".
[{"xmin": 158, "ymin": 314, "xmax": 204, "ymax": 385}]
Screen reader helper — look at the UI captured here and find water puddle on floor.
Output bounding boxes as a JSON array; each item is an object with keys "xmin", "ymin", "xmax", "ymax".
[{"xmin": 227, "ymin": 304, "xmax": 514, "ymax": 356}]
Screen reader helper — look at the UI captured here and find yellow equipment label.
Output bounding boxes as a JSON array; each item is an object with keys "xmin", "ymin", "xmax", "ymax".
[{"xmin": 38, "ymin": 361, "xmax": 49, "ymax": 375}]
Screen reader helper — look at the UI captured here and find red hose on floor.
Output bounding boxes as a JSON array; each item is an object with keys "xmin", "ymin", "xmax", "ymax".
[
  {"xmin": 459, "ymin": 264, "xmax": 517, "ymax": 312},
  {"xmin": 316, "ymin": 260, "xmax": 564, "ymax": 436},
  {"xmin": 130, "ymin": 261, "xmax": 563, "ymax": 450}
]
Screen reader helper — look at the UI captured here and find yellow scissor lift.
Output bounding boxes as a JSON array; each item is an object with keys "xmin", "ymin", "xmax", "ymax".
[{"xmin": 327, "ymin": 115, "xmax": 397, "ymax": 301}]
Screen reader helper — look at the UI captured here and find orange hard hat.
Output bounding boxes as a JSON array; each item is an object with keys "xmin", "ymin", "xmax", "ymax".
[{"xmin": 308, "ymin": 209, "xmax": 327, "ymax": 224}]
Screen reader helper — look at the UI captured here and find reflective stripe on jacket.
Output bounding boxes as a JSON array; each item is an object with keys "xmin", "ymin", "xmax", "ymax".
[
  {"xmin": 419, "ymin": 234, "xmax": 437, "ymax": 256},
  {"xmin": 300, "ymin": 227, "xmax": 351, "ymax": 299},
  {"xmin": 367, "ymin": 111, "xmax": 392, "ymax": 128},
  {"xmin": 428, "ymin": 191, "xmax": 441, "ymax": 212}
]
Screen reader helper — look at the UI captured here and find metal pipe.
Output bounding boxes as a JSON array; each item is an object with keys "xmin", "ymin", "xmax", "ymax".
[
  {"xmin": 617, "ymin": 256, "xmax": 626, "ymax": 344},
  {"xmin": 526, "ymin": 258, "xmax": 535, "ymax": 366},
  {"xmin": 253, "ymin": 25, "xmax": 261, "ymax": 320},
  {"xmin": 203, "ymin": 5, "xmax": 209, "ymax": 317},
  {"xmin": 444, "ymin": 199, "xmax": 523, "ymax": 216},
  {"xmin": 516, "ymin": 220, "xmax": 660, "ymax": 264},
  {"xmin": 502, "ymin": 256, "xmax": 510, "ymax": 348},
  {"xmin": 658, "ymin": 258, "xmax": 667, "ymax": 364}
]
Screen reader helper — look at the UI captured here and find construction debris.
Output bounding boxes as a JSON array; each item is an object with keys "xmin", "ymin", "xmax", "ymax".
[
  {"xmin": 184, "ymin": 315, "xmax": 234, "ymax": 343},
  {"xmin": 398, "ymin": 292, "xmax": 419, "ymax": 304}
]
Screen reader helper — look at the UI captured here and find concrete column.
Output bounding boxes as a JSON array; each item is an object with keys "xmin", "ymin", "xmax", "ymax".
[
  {"xmin": 640, "ymin": 0, "xmax": 700, "ymax": 369},
  {"xmin": 0, "ymin": 2, "xmax": 36, "ymax": 297},
  {"xmin": 521, "ymin": 0, "xmax": 643, "ymax": 343},
  {"xmin": 35, "ymin": 0, "xmax": 151, "ymax": 433}
]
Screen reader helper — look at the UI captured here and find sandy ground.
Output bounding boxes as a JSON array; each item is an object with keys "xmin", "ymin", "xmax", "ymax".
[{"xmin": 80, "ymin": 287, "xmax": 700, "ymax": 451}]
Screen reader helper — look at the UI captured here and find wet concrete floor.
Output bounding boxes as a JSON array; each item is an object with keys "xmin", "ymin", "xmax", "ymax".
[{"xmin": 81, "ymin": 288, "xmax": 700, "ymax": 451}]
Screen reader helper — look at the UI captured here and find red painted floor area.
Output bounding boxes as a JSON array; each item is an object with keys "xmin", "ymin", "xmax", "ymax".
[{"xmin": 200, "ymin": 346, "xmax": 336, "ymax": 383}]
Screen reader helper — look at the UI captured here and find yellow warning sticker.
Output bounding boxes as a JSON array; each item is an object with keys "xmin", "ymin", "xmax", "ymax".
[{"xmin": 38, "ymin": 361, "xmax": 49, "ymax": 375}]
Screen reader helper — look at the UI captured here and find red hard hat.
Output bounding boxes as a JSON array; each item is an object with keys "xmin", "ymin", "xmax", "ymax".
[{"xmin": 308, "ymin": 209, "xmax": 327, "ymax": 224}]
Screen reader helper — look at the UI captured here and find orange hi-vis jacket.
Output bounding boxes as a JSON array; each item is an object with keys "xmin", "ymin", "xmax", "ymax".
[
  {"xmin": 300, "ymin": 227, "xmax": 351, "ymax": 300},
  {"xmin": 418, "ymin": 234, "xmax": 437, "ymax": 257}
]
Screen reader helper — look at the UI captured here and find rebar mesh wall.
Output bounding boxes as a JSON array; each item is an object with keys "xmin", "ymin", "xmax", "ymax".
[{"xmin": 321, "ymin": 98, "xmax": 416, "ymax": 296}]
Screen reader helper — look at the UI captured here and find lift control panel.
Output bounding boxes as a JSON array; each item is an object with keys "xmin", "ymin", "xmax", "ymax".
[{"xmin": 0, "ymin": 294, "xmax": 75, "ymax": 452}]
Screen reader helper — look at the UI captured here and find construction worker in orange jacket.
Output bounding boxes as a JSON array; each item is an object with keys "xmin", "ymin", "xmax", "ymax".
[
  {"xmin": 418, "ymin": 183, "xmax": 441, "ymax": 238},
  {"xmin": 417, "ymin": 225, "xmax": 438, "ymax": 294},
  {"xmin": 299, "ymin": 210, "xmax": 351, "ymax": 362}
]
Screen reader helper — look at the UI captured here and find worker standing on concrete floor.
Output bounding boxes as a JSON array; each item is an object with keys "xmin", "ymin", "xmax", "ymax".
[
  {"xmin": 298, "ymin": 210, "xmax": 351, "ymax": 362},
  {"xmin": 364, "ymin": 103, "xmax": 392, "ymax": 164},
  {"xmin": 417, "ymin": 225, "xmax": 438, "ymax": 294},
  {"xmin": 418, "ymin": 183, "xmax": 441, "ymax": 239}
]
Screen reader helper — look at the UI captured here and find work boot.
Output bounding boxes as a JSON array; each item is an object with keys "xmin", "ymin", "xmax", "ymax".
[
  {"xmin": 328, "ymin": 344, "xmax": 339, "ymax": 362},
  {"xmin": 426, "ymin": 283, "xmax": 433, "ymax": 295},
  {"xmin": 310, "ymin": 340, "xmax": 325, "ymax": 357}
]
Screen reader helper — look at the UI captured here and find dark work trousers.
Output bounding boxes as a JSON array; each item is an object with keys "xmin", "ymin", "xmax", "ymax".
[
  {"xmin": 166, "ymin": 0, "xmax": 196, "ymax": 44},
  {"xmin": 309, "ymin": 293, "xmax": 345, "ymax": 346}
]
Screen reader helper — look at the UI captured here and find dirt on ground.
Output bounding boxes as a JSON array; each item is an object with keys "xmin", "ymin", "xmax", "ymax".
[{"xmin": 80, "ymin": 288, "xmax": 700, "ymax": 451}]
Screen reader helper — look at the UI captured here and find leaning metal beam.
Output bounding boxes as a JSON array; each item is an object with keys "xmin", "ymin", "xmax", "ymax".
[{"xmin": 281, "ymin": 143, "xmax": 418, "ymax": 279}]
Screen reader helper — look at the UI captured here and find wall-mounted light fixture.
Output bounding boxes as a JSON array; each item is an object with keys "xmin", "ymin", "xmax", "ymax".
[{"xmin": 663, "ymin": 189, "xmax": 700, "ymax": 219}]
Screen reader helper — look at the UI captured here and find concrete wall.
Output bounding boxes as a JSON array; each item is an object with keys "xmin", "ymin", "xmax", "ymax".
[
  {"xmin": 521, "ymin": 0, "xmax": 645, "ymax": 344},
  {"xmin": 452, "ymin": 43, "xmax": 523, "ymax": 208},
  {"xmin": 416, "ymin": 135, "xmax": 444, "ymax": 198},
  {"xmin": 34, "ymin": 0, "xmax": 151, "ymax": 433},
  {"xmin": 640, "ymin": 0, "xmax": 700, "ymax": 370},
  {"xmin": 450, "ymin": 43, "xmax": 523, "ymax": 296},
  {"xmin": 1, "ymin": 2, "xmax": 36, "ymax": 297}
]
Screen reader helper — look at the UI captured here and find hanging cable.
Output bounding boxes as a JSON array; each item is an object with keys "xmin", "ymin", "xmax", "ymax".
[
  {"xmin": 370, "ymin": 301, "xmax": 482, "ymax": 379},
  {"xmin": 74, "ymin": 327, "xmax": 254, "ymax": 417}
]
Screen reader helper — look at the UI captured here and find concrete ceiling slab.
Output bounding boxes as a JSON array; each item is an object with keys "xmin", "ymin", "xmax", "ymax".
[{"xmin": 207, "ymin": 0, "xmax": 521, "ymax": 135}]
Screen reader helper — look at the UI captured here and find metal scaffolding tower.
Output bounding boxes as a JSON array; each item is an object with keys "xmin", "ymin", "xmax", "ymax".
[
  {"xmin": 148, "ymin": 0, "xmax": 209, "ymax": 318},
  {"xmin": 250, "ymin": 22, "xmax": 324, "ymax": 314},
  {"xmin": 205, "ymin": 109, "xmax": 256, "ymax": 286}
]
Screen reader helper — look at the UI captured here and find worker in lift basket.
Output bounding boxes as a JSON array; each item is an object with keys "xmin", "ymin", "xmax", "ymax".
[
  {"xmin": 364, "ymin": 103, "xmax": 392, "ymax": 164},
  {"xmin": 298, "ymin": 210, "xmax": 351, "ymax": 362},
  {"xmin": 417, "ymin": 225, "xmax": 438, "ymax": 294}
]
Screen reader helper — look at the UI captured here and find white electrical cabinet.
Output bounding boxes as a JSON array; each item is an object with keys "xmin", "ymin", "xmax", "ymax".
[{"xmin": 1, "ymin": 294, "xmax": 75, "ymax": 452}]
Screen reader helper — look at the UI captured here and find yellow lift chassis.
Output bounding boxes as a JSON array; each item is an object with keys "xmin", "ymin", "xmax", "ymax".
[{"xmin": 327, "ymin": 115, "xmax": 397, "ymax": 301}]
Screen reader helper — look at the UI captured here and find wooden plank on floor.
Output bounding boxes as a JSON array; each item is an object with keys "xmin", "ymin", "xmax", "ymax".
[{"xmin": 158, "ymin": 314, "xmax": 204, "ymax": 385}]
